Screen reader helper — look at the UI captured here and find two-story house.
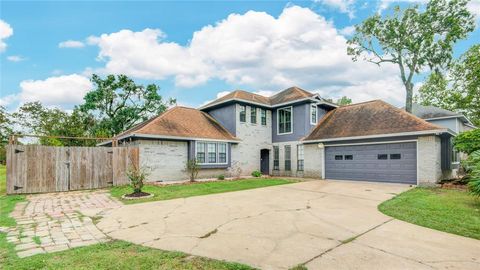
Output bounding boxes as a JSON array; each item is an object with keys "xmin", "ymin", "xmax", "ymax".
[{"xmin": 103, "ymin": 87, "xmax": 463, "ymax": 186}]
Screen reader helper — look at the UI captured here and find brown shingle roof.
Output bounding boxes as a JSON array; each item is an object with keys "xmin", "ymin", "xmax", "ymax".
[
  {"xmin": 201, "ymin": 86, "xmax": 318, "ymax": 109},
  {"xmin": 116, "ymin": 106, "xmax": 239, "ymax": 141},
  {"xmin": 303, "ymin": 100, "xmax": 444, "ymax": 141}
]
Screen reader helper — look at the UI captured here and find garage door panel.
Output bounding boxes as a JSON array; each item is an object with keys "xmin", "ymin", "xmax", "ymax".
[{"xmin": 325, "ymin": 142, "xmax": 417, "ymax": 184}]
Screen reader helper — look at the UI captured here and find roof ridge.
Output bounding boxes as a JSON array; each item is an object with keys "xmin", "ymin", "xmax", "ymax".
[{"xmin": 337, "ymin": 99, "xmax": 381, "ymax": 108}]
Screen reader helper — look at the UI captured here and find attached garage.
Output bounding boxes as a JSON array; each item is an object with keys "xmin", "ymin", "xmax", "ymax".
[{"xmin": 325, "ymin": 142, "xmax": 417, "ymax": 184}]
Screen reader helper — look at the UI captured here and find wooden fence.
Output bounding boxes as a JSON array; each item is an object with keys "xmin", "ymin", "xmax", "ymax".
[{"xmin": 6, "ymin": 145, "xmax": 138, "ymax": 194}]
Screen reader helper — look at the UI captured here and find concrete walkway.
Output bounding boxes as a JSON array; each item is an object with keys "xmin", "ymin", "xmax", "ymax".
[
  {"xmin": 97, "ymin": 180, "xmax": 480, "ymax": 270},
  {"xmin": 5, "ymin": 190, "xmax": 121, "ymax": 258}
]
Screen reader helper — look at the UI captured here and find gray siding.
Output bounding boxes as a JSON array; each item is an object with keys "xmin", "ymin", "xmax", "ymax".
[
  {"xmin": 427, "ymin": 118, "xmax": 460, "ymax": 134},
  {"xmin": 272, "ymin": 103, "xmax": 308, "ymax": 142},
  {"xmin": 206, "ymin": 104, "xmax": 236, "ymax": 136}
]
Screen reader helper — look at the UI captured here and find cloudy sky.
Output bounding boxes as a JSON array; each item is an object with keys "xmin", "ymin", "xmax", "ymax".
[{"xmin": 1, "ymin": 0, "xmax": 479, "ymax": 111}]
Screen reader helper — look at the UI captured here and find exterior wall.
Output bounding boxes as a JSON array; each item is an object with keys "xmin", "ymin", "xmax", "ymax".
[
  {"xmin": 418, "ymin": 135, "xmax": 443, "ymax": 186},
  {"xmin": 232, "ymin": 103, "xmax": 272, "ymax": 175},
  {"xmin": 205, "ymin": 104, "xmax": 237, "ymax": 136},
  {"xmin": 303, "ymin": 143, "xmax": 324, "ymax": 179},
  {"xmin": 271, "ymin": 141, "xmax": 308, "ymax": 177},
  {"xmin": 272, "ymin": 102, "xmax": 309, "ymax": 143}
]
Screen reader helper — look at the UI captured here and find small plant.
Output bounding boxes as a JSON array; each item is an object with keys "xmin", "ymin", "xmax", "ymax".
[
  {"xmin": 217, "ymin": 174, "xmax": 225, "ymax": 180},
  {"xmin": 251, "ymin": 170, "xmax": 262, "ymax": 177},
  {"xmin": 185, "ymin": 159, "xmax": 199, "ymax": 182},
  {"xmin": 126, "ymin": 161, "xmax": 149, "ymax": 194}
]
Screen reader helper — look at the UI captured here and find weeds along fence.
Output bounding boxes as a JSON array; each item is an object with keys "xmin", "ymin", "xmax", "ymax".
[{"xmin": 6, "ymin": 145, "xmax": 138, "ymax": 195}]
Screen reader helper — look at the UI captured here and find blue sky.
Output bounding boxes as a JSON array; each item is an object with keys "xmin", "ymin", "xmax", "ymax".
[{"xmin": 1, "ymin": 0, "xmax": 479, "ymax": 111}]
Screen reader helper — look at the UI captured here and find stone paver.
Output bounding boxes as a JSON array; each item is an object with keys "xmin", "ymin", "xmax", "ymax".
[
  {"xmin": 5, "ymin": 190, "xmax": 121, "ymax": 257},
  {"xmin": 97, "ymin": 180, "xmax": 480, "ymax": 270}
]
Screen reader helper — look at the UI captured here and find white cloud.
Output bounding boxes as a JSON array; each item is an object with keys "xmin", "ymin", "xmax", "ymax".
[
  {"xmin": 7, "ymin": 55, "xmax": 26, "ymax": 62},
  {"xmin": 378, "ymin": 0, "xmax": 480, "ymax": 20},
  {"xmin": 216, "ymin": 91, "xmax": 231, "ymax": 98},
  {"xmin": 314, "ymin": 0, "xmax": 356, "ymax": 18},
  {"xmin": 0, "ymin": 20, "xmax": 13, "ymax": 53},
  {"xmin": 339, "ymin": 25, "xmax": 355, "ymax": 36},
  {"xmin": 467, "ymin": 0, "xmax": 480, "ymax": 19},
  {"xmin": 87, "ymin": 6, "xmax": 405, "ymax": 105},
  {"xmin": 58, "ymin": 40, "xmax": 85, "ymax": 48},
  {"xmin": 19, "ymin": 74, "xmax": 92, "ymax": 107},
  {"xmin": 0, "ymin": 94, "xmax": 18, "ymax": 107}
]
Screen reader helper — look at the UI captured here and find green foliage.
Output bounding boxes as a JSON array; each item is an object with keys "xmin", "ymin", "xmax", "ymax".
[
  {"xmin": 251, "ymin": 170, "xmax": 262, "ymax": 177},
  {"xmin": 336, "ymin": 96, "xmax": 352, "ymax": 106},
  {"xmin": 80, "ymin": 74, "xmax": 176, "ymax": 136},
  {"xmin": 453, "ymin": 129, "xmax": 480, "ymax": 154},
  {"xmin": 185, "ymin": 159, "xmax": 199, "ymax": 182},
  {"xmin": 347, "ymin": 0, "xmax": 475, "ymax": 112},
  {"xmin": 416, "ymin": 45, "xmax": 480, "ymax": 126},
  {"xmin": 464, "ymin": 150, "xmax": 480, "ymax": 197},
  {"xmin": 217, "ymin": 174, "xmax": 225, "ymax": 180},
  {"xmin": 126, "ymin": 164, "xmax": 148, "ymax": 194}
]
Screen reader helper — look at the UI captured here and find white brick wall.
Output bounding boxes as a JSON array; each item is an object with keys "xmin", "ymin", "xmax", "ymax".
[
  {"xmin": 232, "ymin": 104, "xmax": 272, "ymax": 175},
  {"xmin": 417, "ymin": 135, "xmax": 443, "ymax": 185},
  {"xmin": 303, "ymin": 143, "xmax": 323, "ymax": 179}
]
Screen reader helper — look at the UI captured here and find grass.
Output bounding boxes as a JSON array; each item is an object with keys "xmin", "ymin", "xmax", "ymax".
[
  {"xmin": 379, "ymin": 187, "xmax": 480, "ymax": 240},
  {"xmin": 0, "ymin": 164, "xmax": 255, "ymax": 269},
  {"xmin": 111, "ymin": 178, "xmax": 296, "ymax": 204}
]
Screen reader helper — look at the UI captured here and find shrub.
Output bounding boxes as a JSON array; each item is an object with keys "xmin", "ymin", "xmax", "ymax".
[
  {"xmin": 251, "ymin": 170, "xmax": 262, "ymax": 177},
  {"xmin": 185, "ymin": 159, "xmax": 199, "ymax": 182},
  {"xmin": 217, "ymin": 174, "xmax": 225, "ymax": 180},
  {"xmin": 126, "ymin": 165, "xmax": 148, "ymax": 193},
  {"xmin": 466, "ymin": 150, "xmax": 480, "ymax": 197},
  {"xmin": 453, "ymin": 129, "xmax": 480, "ymax": 154}
]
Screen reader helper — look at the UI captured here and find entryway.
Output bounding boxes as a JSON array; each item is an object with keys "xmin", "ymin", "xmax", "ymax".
[{"xmin": 260, "ymin": 149, "xmax": 270, "ymax": 175}]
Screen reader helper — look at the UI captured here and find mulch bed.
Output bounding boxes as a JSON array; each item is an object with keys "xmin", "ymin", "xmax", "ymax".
[{"xmin": 121, "ymin": 192, "xmax": 154, "ymax": 200}]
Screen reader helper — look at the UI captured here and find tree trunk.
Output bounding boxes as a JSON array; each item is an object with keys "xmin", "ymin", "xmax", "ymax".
[{"xmin": 405, "ymin": 82, "xmax": 413, "ymax": 113}]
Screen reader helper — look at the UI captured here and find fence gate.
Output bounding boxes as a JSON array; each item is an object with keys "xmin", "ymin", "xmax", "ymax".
[{"xmin": 6, "ymin": 145, "xmax": 138, "ymax": 194}]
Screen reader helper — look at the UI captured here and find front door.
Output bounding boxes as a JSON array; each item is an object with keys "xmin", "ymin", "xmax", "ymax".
[{"xmin": 260, "ymin": 149, "xmax": 270, "ymax": 175}]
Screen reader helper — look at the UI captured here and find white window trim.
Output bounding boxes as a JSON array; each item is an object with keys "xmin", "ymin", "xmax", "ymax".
[
  {"xmin": 277, "ymin": 106, "xmax": 294, "ymax": 135},
  {"xmin": 310, "ymin": 104, "xmax": 317, "ymax": 125},
  {"xmin": 239, "ymin": 105, "xmax": 246, "ymax": 123},
  {"xmin": 261, "ymin": 108, "xmax": 267, "ymax": 126},
  {"xmin": 250, "ymin": 106, "xmax": 257, "ymax": 125},
  {"xmin": 194, "ymin": 141, "xmax": 229, "ymax": 165}
]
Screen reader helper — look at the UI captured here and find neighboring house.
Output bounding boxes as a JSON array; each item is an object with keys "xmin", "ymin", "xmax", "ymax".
[{"xmin": 101, "ymin": 87, "xmax": 457, "ymax": 186}]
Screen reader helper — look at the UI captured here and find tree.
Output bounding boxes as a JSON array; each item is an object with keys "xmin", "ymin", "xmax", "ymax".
[
  {"xmin": 347, "ymin": 0, "xmax": 475, "ymax": 112},
  {"xmin": 336, "ymin": 96, "xmax": 352, "ymax": 106},
  {"xmin": 416, "ymin": 45, "xmax": 480, "ymax": 126},
  {"xmin": 0, "ymin": 106, "xmax": 13, "ymax": 164},
  {"xmin": 453, "ymin": 129, "xmax": 480, "ymax": 155},
  {"xmin": 11, "ymin": 102, "xmax": 93, "ymax": 146},
  {"xmin": 80, "ymin": 74, "xmax": 176, "ymax": 136}
]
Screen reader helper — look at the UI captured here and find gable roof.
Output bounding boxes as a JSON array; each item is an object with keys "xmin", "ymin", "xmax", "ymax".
[
  {"xmin": 200, "ymin": 86, "xmax": 336, "ymax": 110},
  {"xmin": 113, "ymin": 106, "xmax": 239, "ymax": 142},
  {"xmin": 303, "ymin": 100, "xmax": 447, "ymax": 142},
  {"xmin": 411, "ymin": 103, "xmax": 461, "ymax": 119}
]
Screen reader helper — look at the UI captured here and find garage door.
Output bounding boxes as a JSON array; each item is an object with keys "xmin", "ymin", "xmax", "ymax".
[{"xmin": 325, "ymin": 142, "xmax": 417, "ymax": 184}]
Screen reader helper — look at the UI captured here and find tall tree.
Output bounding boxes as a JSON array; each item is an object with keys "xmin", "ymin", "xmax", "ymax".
[
  {"xmin": 416, "ymin": 45, "xmax": 480, "ymax": 126},
  {"xmin": 0, "ymin": 106, "xmax": 13, "ymax": 163},
  {"xmin": 347, "ymin": 0, "xmax": 475, "ymax": 112},
  {"xmin": 336, "ymin": 96, "xmax": 352, "ymax": 106},
  {"xmin": 79, "ymin": 74, "xmax": 176, "ymax": 136}
]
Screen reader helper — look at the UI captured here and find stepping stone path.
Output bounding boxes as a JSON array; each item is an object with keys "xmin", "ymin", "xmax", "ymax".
[{"xmin": 4, "ymin": 190, "xmax": 121, "ymax": 258}]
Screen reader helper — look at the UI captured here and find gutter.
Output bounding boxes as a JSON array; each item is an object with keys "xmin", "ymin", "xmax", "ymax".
[{"xmin": 98, "ymin": 133, "xmax": 241, "ymax": 146}]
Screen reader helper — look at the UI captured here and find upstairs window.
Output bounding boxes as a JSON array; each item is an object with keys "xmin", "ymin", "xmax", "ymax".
[
  {"xmin": 310, "ymin": 104, "xmax": 317, "ymax": 125},
  {"xmin": 297, "ymin": 145, "xmax": 304, "ymax": 171},
  {"xmin": 273, "ymin": 146, "xmax": 279, "ymax": 170},
  {"xmin": 278, "ymin": 107, "xmax": 292, "ymax": 134},
  {"xmin": 250, "ymin": 106, "xmax": 257, "ymax": 124},
  {"xmin": 285, "ymin": 145, "xmax": 291, "ymax": 171},
  {"xmin": 196, "ymin": 142, "xmax": 228, "ymax": 165},
  {"xmin": 261, "ymin": 109, "xmax": 267, "ymax": 126},
  {"xmin": 239, "ymin": 105, "xmax": 246, "ymax": 123}
]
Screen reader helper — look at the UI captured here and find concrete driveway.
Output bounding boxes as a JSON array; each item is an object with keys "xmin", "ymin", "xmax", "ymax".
[{"xmin": 97, "ymin": 180, "xmax": 480, "ymax": 270}]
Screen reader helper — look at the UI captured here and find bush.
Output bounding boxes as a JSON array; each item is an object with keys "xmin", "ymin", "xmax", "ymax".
[
  {"xmin": 126, "ymin": 165, "xmax": 148, "ymax": 193},
  {"xmin": 251, "ymin": 170, "xmax": 262, "ymax": 177},
  {"xmin": 185, "ymin": 159, "xmax": 199, "ymax": 182},
  {"xmin": 217, "ymin": 174, "xmax": 225, "ymax": 180},
  {"xmin": 453, "ymin": 129, "xmax": 480, "ymax": 154},
  {"xmin": 466, "ymin": 150, "xmax": 480, "ymax": 197}
]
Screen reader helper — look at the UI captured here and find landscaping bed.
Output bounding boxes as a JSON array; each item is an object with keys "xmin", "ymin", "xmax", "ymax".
[
  {"xmin": 111, "ymin": 178, "xmax": 297, "ymax": 204},
  {"xmin": 379, "ymin": 187, "xmax": 480, "ymax": 239}
]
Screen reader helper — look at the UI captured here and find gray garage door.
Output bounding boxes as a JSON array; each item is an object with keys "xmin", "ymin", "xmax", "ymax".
[{"xmin": 325, "ymin": 142, "xmax": 417, "ymax": 184}]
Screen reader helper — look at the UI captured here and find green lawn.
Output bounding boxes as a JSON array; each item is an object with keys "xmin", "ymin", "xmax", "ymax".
[
  {"xmin": 111, "ymin": 178, "xmax": 296, "ymax": 204},
  {"xmin": 0, "ymin": 164, "xmax": 254, "ymax": 269},
  {"xmin": 379, "ymin": 187, "xmax": 480, "ymax": 239}
]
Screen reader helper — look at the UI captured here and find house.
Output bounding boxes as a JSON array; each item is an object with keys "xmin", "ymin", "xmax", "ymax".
[{"xmin": 102, "ymin": 87, "xmax": 459, "ymax": 186}]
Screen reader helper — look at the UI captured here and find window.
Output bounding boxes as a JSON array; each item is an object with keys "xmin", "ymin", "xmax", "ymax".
[
  {"xmin": 273, "ymin": 146, "xmax": 280, "ymax": 170},
  {"xmin": 219, "ymin": 143, "xmax": 227, "ymax": 163},
  {"xmin": 195, "ymin": 142, "xmax": 228, "ymax": 164},
  {"xmin": 285, "ymin": 145, "xmax": 291, "ymax": 171},
  {"xmin": 335, "ymin": 155, "xmax": 343, "ymax": 160},
  {"xmin": 310, "ymin": 104, "xmax": 317, "ymax": 125},
  {"xmin": 261, "ymin": 109, "xmax": 267, "ymax": 126},
  {"xmin": 390, "ymin": 154, "xmax": 401, "ymax": 160},
  {"xmin": 239, "ymin": 105, "xmax": 246, "ymax": 122},
  {"xmin": 452, "ymin": 148, "xmax": 459, "ymax": 163},
  {"xmin": 297, "ymin": 145, "xmax": 304, "ymax": 171},
  {"xmin": 250, "ymin": 106, "xmax": 257, "ymax": 124},
  {"xmin": 278, "ymin": 107, "xmax": 292, "ymax": 134},
  {"xmin": 377, "ymin": 154, "xmax": 388, "ymax": 160},
  {"xmin": 196, "ymin": 142, "xmax": 206, "ymax": 163},
  {"xmin": 344, "ymin": 155, "xmax": 353, "ymax": 160}
]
